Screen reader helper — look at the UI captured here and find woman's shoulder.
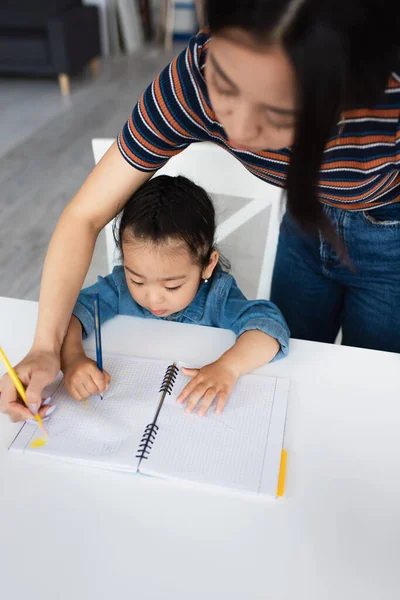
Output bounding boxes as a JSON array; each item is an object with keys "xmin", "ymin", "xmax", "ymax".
[
  {"xmin": 188, "ymin": 28, "xmax": 211, "ymax": 70},
  {"xmin": 178, "ymin": 29, "xmax": 211, "ymax": 94}
]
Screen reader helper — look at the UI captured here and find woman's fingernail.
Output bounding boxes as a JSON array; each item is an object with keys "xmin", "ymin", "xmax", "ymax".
[
  {"xmin": 29, "ymin": 403, "xmax": 38, "ymax": 415},
  {"xmin": 45, "ymin": 405, "xmax": 56, "ymax": 416},
  {"xmin": 26, "ymin": 418, "xmax": 36, "ymax": 425},
  {"xmin": 43, "ymin": 396, "xmax": 52, "ymax": 406}
]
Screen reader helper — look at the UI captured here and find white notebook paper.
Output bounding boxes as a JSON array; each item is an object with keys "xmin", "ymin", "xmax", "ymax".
[{"xmin": 10, "ymin": 353, "xmax": 289, "ymax": 497}]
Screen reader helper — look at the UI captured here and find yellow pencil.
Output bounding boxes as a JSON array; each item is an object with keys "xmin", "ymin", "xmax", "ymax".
[
  {"xmin": 0, "ymin": 346, "xmax": 46, "ymax": 434},
  {"xmin": 277, "ymin": 449, "xmax": 288, "ymax": 497}
]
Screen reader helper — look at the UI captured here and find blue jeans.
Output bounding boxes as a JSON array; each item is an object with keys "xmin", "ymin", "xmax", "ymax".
[{"xmin": 270, "ymin": 202, "xmax": 400, "ymax": 353}]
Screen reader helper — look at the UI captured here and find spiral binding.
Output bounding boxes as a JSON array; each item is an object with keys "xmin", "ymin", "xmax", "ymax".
[
  {"xmin": 159, "ymin": 363, "xmax": 179, "ymax": 395},
  {"xmin": 136, "ymin": 363, "xmax": 179, "ymax": 462},
  {"xmin": 136, "ymin": 422, "xmax": 159, "ymax": 460}
]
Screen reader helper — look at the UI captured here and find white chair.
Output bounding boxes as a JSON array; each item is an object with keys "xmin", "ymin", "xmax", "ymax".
[{"xmin": 92, "ymin": 139, "xmax": 284, "ymax": 299}]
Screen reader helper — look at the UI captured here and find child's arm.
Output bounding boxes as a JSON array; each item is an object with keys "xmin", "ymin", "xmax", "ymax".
[
  {"xmin": 177, "ymin": 329, "xmax": 279, "ymax": 416},
  {"xmin": 61, "ymin": 316, "xmax": 111, "ymax": 400},
  {"xmin": 217, "ymin": 328, "xmax": 280, "ymax": 375},
  {"xmin": 60, "ymin": 269, "xmax": 124, "ymax": 400},
  {"xmin": 177, "ymin": 275, "xmax": 289, "ymax": 416}
]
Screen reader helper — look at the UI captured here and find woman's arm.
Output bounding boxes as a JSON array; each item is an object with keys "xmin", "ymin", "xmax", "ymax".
[
  {"xmin": 0, "ymin": 141, "xmax": 151, "ymax": 420},
  {"xmin": 60, "ymin": 315, "xmax": 86, "ymax": 366},
  {"xmin": 1, "ymin": 34, "xmax": 208, "ymax": 421},
  {"xmin": 36, "ymin": 141, "xmax": 151, "ymax": 354}
]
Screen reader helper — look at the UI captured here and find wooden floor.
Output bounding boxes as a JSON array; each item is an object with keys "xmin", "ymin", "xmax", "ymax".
[
  {"xmin": 0, "ymin": 46, "xmax": 272, "ymax": 302},
  {"xmin": 0, "ymin": 48, "xmax": 179, "ymax": 300}
]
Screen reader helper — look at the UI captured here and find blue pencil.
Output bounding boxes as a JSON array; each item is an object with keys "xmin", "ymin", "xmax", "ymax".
[{"xmin": 93, "ymin": 292, "xmax": 104, "ymax": 400}]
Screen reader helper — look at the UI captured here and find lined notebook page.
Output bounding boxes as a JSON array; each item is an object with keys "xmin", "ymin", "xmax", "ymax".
[
  {"xmin": 11, "ymin": 355, "xmax": 171, "ymax": 472},
  {"xmin": 140, "ymin": 366, "xmax": 288, "ymax": 495}
]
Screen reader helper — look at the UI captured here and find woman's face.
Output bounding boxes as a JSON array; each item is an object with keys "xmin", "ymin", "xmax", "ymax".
[{"xmin": 206, "ymin": 29, "xmax": 297, "ymax": 151}]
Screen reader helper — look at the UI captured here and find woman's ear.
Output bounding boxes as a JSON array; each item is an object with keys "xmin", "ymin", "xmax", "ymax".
[{"xmin": 202, "ymin": 250, "xmax": 219, "ymax": 280}]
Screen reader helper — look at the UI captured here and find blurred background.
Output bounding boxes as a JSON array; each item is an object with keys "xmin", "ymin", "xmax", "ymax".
[
  {"xmin": 0, "ymin": 1, "xmax": 202, "ymax": 296},
  {"xmin": 0, "ymin": 1, "xmax": 272, "ymax": 302}
]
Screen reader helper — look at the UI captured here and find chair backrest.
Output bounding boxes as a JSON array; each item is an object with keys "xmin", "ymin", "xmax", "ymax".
[
  {"xmin": 92, "ymin": 139, "xmax": 283, "ymax": 298},
  {"xmin": 92, "ymin": 138, "xmax": 280, "ymax": 196}
]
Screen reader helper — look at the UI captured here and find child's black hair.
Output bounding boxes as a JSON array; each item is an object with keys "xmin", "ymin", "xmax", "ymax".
[{"xmin": 114, "ymin": 175, "xmax": 219, "ymax": 268}]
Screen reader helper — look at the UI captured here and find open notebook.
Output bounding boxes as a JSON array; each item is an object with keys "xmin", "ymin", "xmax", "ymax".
[{"xmin": 10, "ymin": 353, "xmax": 290, "ymax": 498}]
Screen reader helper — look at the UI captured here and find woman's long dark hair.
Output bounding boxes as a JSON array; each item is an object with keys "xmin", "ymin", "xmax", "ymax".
[{"xmin": 207, "ymin": 0, "xmax": 399, "ymax": 250}]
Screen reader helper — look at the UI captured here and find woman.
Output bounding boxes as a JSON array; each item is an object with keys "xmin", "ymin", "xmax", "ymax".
[{"xmin": 1, "ymin": 0, "xmax": 399, "ymax": 421}]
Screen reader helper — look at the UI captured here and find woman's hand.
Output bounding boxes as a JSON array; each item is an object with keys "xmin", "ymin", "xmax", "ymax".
[
  {"xmin": 176, "ymin": 359, "xmax": 240, "ymax": 416},
  {"xmin": 63, "ymin": 353, "xmax": 111, "ymax": 401},
  {"xmin": 0, "ymin": 348, "xmax": 60, "ymax": 422}
]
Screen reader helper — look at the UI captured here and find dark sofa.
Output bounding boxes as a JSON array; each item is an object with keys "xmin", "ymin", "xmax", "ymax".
[{"xmin": 0, "ymin": 0, "xmax": 100, "ymax": 94}]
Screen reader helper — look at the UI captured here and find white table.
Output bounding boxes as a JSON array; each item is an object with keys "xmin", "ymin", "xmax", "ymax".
[{"xmin": 1, "ymin": 296, "xmax": 400, "ymax": 600}]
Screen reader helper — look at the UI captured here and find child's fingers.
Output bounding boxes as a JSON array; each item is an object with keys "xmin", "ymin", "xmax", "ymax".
[
  {"xmin": 215, "ymin": 391, "xmax": 229, "ymax": 415},
  {"xmin": 104, "ymin": 370, "xmax": 111, "ymax": 387},
  {"xmin": 73, "ymin": 376, "xmax": 98, "ymax": 399},
  {"xmin": 69, "ymin": 372, "xmax": 104, "ymax": 400},
  {"xmin": 181, "ymin": 367, "xmax": 199, "ymax": 378},
  {"xmin": 63, "ymin": 376, "xmax": 79, "ymax": 400},
  {"xmin": 177, "ymin": 377, "xmax": 200, "ymax": 404},
  {"xmin": 184, "ymin": 382, "xmax": 210, "ymax": 413},
  {"xmin": 82, "ymin": 376, "xmax": 101, "ymax": 397},
  {"xmin": 197, "ymin": 387, "xmax": 219, "ymax": 417},
  {"xmin": 72, "ymin": 382, "xmax": 90, "ymax": 401},
  {"xmin": 103, "ymin": 370, "xmax": 111, "ymax": 391},
  {"xmin": 89, "ymin": 366, "xmax": 109, "ymax": 393},
  {"xmin": 68, "ymin": 384, "xmax": 84, "ymax": 401}
]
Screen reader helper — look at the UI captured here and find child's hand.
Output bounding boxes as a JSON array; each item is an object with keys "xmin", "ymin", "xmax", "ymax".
[
  {"xmin": 63, "ymin": 353, "xmax": 111, "ymax": 401},
  {"xmin": 177, "ymin": 359, "xmax": 239, "ymax": 416}
]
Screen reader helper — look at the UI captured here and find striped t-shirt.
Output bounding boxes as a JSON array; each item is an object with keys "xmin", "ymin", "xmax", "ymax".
[{"xmin": 118, "ymin": 30, "xmax": 400, "ymax": 211}]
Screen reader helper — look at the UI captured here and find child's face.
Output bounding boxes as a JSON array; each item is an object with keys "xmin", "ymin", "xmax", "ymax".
[{"xmin": 122, "ymin": 239, "xmax": 217, "ymax": 318}]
